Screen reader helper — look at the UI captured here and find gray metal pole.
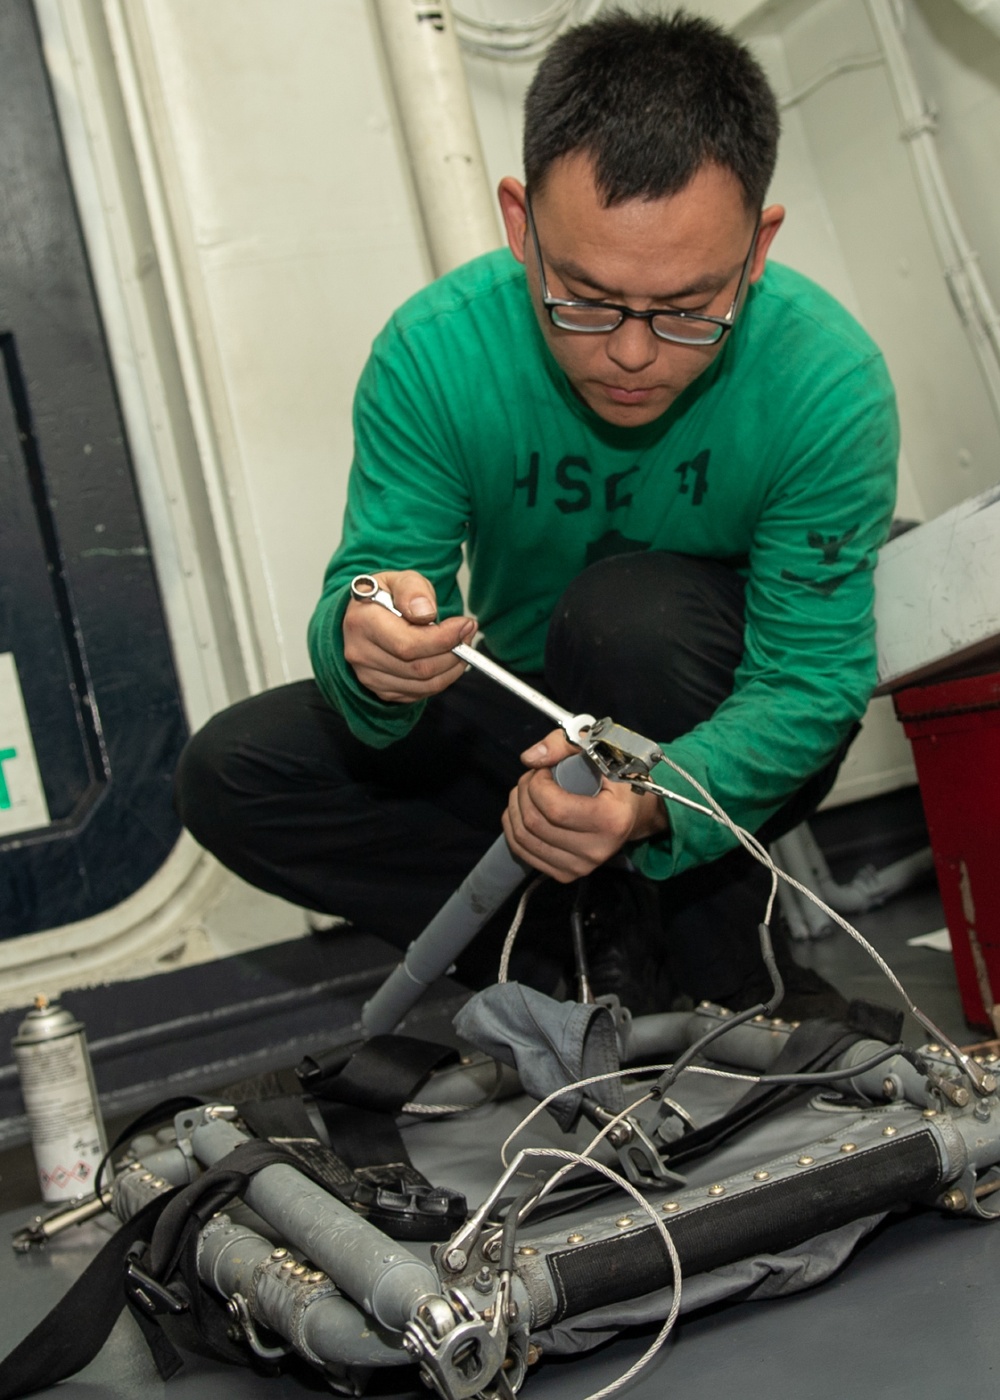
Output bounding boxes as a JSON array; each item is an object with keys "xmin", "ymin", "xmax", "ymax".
[
  {"xmin": 192, "ymin": 1118, "xmax": 440, "ymax": 1333},
  {"xmin": 362, "ymin": 753, "xmax": 601, "ymax": 1035}
]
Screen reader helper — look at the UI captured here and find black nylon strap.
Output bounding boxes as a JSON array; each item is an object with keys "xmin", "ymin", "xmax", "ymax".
[
  {"xmin": 305, "ymin": 1034, "xmax": 458, "ymax": 1114},
  {"xmin": 664, "ymin": 1018, "xmax": 864, "ymax": 1168},
  {"xmin": 305, "ymin": 1035, "xmax": 457, "ymax": 1181},
  {"xmin": 0, "ymin": 1192, "xmax": 172, "ymax": 1400}
]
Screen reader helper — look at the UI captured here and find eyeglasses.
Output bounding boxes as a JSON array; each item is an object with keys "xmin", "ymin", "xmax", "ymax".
[{"xmin": 525, "ymin": 194, "xmax": 761, "ymax": 347}]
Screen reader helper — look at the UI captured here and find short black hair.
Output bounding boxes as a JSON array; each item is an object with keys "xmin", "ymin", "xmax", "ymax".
[{"xmin": 523, "ymin": 8, "xmax": 779, "ymax": 210}]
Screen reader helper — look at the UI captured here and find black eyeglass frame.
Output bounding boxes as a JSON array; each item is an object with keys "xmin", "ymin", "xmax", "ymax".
[{"xmin": 524, "ymin": 192, "xmax": 762, "ymax": 347}]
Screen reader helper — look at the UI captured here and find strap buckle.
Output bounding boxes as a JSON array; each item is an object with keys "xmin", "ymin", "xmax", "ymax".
[{"xmin": 124, "ymin": 1253, "xmax": 189, "ymax": 1318}]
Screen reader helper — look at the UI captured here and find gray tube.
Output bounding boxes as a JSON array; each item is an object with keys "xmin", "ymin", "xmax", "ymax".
[
  {"xmin": 198, "ymin": 1213, "xmax": 405, "ymax": 1368},
  {"xmin": 191, "ymin": 1118, "xmax": 439, "ymax": 1333},
  {"xmin": 362, "ymin": 753, "xmax": 601, "ymax": 1035}
]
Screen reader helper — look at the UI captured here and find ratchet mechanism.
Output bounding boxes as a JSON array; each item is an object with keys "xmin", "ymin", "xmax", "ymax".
[{"xmin": 349, "ymin": 573, "xmax": 665, "ymax": 791}]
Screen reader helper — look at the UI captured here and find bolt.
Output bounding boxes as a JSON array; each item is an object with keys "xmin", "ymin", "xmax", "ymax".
[
  {"xmin": 882, "ymin": 1078, "xmax": 897, "ymax": 1100},
  {"xmin": 443, "ymin": 1248, "xmax": 468, "ymax": 1273},
  {"xmin": 483, "ymin": 1237, "xmax": 502, "ymax": 1263},
  {"xmin": 526, "ymin": 1344, "xmax": 543, "ymax": 1367},
  {"xmin": 473, "ymin": 1267, "xmax": 493, "ymax": 1295},
  {"xmin": 942, "ymin": 1188, "xmax": 968, "ymax": 1212}
]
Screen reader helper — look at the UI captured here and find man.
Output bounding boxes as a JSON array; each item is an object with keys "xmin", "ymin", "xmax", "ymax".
[{"xmin": 176, "ymin": 10, "xmax": 897, "ymax": 1016}]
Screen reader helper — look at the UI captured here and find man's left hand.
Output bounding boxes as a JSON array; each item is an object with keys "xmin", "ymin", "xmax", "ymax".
[{"xmin": 502, "ymin": 729, "xmax": 669, "ymax": 883}]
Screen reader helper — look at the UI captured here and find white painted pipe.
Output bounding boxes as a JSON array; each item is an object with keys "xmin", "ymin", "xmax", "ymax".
[
  {"xmin": 951, "ymin": 0, "xmax": 1000, "ymax": 40},
  {"xmin": 866, "ymin": 0, "xmax": 1000, "ymax": 427},
  {"xmin": 371, "ymin": 0, "xmax": 500, "ymax": 275}
]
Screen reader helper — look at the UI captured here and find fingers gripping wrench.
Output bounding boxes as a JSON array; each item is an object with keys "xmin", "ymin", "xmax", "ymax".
[{"xmin": 349, "ymin": 574, "xmax": 597, "ymax": 747}]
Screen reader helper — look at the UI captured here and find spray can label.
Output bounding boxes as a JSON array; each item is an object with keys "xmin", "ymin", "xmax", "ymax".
[{"xmin": 13, "ymin": 1005, "xmax": 106, "ymax": 1202}]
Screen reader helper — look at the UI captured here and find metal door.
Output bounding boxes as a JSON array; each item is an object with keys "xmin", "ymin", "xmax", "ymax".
[{"xmin": 0, "ymin": 0, "xmax": 188, "ymax": 937}]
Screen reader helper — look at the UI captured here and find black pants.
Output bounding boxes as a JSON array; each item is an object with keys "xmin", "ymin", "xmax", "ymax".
[{"xmin": 175, "ymin": 553, "xmax": 851, "ymax": 1004}]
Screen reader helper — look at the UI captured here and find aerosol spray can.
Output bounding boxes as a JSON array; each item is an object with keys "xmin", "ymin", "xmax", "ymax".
[{"xmin": 12, "ymin": 995, "xmax": 107, "ymax": 1203}]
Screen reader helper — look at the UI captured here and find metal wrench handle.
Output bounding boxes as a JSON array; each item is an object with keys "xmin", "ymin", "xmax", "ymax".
[{"xmin": 349, "ymin": 574, "xmax": 592, "ymax": 740}]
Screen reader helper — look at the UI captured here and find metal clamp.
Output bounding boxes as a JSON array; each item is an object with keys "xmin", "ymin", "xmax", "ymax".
[
  {"xmin": 227, "ymin": 1291, "xmax": 292, "ymax": 1360},
  {"xmin": 404, "ymin": 1288, "xmax": 511, "ymax": 1400}
]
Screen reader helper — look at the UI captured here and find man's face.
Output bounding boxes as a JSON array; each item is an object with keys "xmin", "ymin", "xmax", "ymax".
[{"xmin": 499, "ymin": 154, "xmax": 783, "ymax": 428}]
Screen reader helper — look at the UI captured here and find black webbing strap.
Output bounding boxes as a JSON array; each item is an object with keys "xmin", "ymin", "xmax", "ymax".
[
  {"xmin": 299, "ymin": 1034, "xmax": 468, "ymax": 1238},
  {"xmin": 300, "ymin": 1033, "xmax": 459, "ymax": 1112},
  {"xmin": 0, "ymin": 1192, "xmax": 171, "ymax": 1400},
  {"xmin": 0, "ymin": 1136, "xmax": 349, "ymax": 1400},
  {"xmin": 664, "ymin": 1017, "xmax": 867, "ymax": 1169},
  {"xmin": 302, "ymin": 1034, "xmax": 458, "ymax": 1176}
]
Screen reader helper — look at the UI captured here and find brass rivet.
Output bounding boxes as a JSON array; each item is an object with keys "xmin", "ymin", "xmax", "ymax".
[
  {"xmin": 708, "ymin": 1184, "xmax": 725, "ymax": 1196},
  {"xmin": 753, "ymin": 1170, "xmax": 770, "ymax": 1181},
  {"xmin": 140, "ymin": 1172, "xmax": 153, "ymax": 1182},
  {"xmin": 662, "ymin": 1202, "xmax": 680, "ymax": 1213},
  {"xmin": 566, "ymin": 1233, "xmax": 584, "ymax": 1244},
  {"xmin": 840, "ymin": 1143, "xmax": 857, "ymax": 1153},
  {"xmin": 272, "ymin": 1248, "xmax": 288, "ymax": 1259},
  {"xmin": 942, "ymin": 1188, "xmax": 968, "ymax": 1212},
  {"xmin": 771, "ymin": 1018, "xmax": 785, "ymax": 1028},
  {"xmin": 292, "ymin": 1264, "xmax": 307, "ymax": 1277},
  {"xmin": 798, "ymin": 1156, "xmax": 814, "ymax": 1166},
  {"xmin": 928, "ymin": 1043, "xmax": 942, "ymax": 1053},
  {"xmin": 517, "ymin": 1246, "xmax": 538, "ymax": 1256},
  {"xmin": 752, "ymin": 1014, "xmax": 766, "ymax": 1023},
  {"xmin": 883, "ymin": 1125, "xmax": 898, "ymax": 1137},
  {"xmin": 281, "ymin": 1259, "xmax": 295, "ymax": 1271},
  {"xmin": 308, "ymin": 1271, "xmax": 324, "ymax": 1283},
  {"xmin": 615, "ymin": 1216, "xmax": 633, "ymax": 1228},
  {"xmin": 922, "ymin": 1109, "xmax": 938, "ymax": 1118}
]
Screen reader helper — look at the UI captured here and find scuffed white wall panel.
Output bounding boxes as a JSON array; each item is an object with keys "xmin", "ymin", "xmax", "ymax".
[{"xmin": 133, "ymin": 0, "xmax": 430, "ymax": 680}]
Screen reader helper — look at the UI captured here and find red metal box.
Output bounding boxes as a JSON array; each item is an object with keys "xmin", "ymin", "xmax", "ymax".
[{"xmin": 894, "ymin": 671, "xmax": 1000, "ymax": 1034}]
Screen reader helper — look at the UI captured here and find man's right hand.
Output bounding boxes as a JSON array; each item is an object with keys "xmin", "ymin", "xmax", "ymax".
[{"xmin": 343, "ymin": 570, "xmax": 477, "ymax": 703}]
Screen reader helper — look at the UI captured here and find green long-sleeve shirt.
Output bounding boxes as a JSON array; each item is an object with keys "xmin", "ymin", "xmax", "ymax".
[{"xmin": 309, "ymin": 250, "xmax": 898, "ymax": 880}]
